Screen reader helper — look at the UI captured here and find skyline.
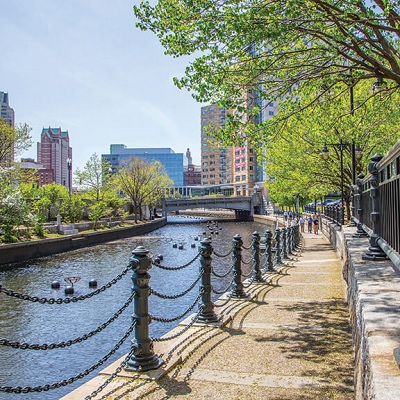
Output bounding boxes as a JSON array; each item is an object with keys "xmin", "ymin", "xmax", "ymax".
[{"xmin": 0, "ymin": 0, "xmax": 203, "ymax": 172}]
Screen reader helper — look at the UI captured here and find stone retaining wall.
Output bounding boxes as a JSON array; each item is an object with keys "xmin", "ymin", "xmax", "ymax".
[
  {"xmin": 0, "ymin": 218, "xmax": 167, "ymax": 268},
  {"xmin": 321, "ymin": 219, "xmax": 400, "ymax": 400}
]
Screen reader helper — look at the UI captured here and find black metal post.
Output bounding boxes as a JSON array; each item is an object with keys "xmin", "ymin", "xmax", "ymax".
[
  {"xmin": 66, "ymin": 158, "xmax": 72, "ymax": 195},
  {"xmin": 363, "ymin": 154, "xmax": 387, "ymax": 260},
  {"xmin": 274, "ymin": 228, "xmax": 282, "ymax": 265},
  {"xmin": 229, "ymin": 234, "xmax": 247, "ymax": 298},
  {"xmin": 353, "ymin": 173, "xmax": 367, "ymax": 237},
  {"xmin": 198, "ymin": 238, "xmax": 219, "ymax": 323},
  {"xmin": 282, "ymin": 228, "xmax": 288, "ymax": 259},
  {"xmin": 125, "ymin": 246, "xmax": 163, "ymax": 372},
  {"xmin": 251, "ymin": 232, "xmax": 264, "ymax": 282},
  {"xmin": 288, "ymin": 226, "xmax": 294, "ymax": 254},
  {"xmin": 265, "ymin": 229, "xmax": 274, "ymax": 271}
]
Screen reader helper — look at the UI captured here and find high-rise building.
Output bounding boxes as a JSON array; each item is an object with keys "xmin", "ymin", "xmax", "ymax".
[
  {"xmin": 0, "ymin": 91, "xmax": 16, "ymax": 166},
  {"xmin": 200, "ymin": 87, "xmax": 278, "ymax": 196},
  {"xmin": 37, "ymin": 127, "xmax": 72, "ymax": 188},
  {"xmin": 200, "ymin": 105, "xmax": 233, "ymax": 187},
  {"xmin": 0, "ymin": 92, "xmax": 15, "ymax": 126},
  {"xmin": 102, "ymin": 145, "xmax": 184, "ymax": 186}
]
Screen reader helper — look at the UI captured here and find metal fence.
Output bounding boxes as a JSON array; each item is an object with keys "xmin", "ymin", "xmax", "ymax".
[{"xmin": 352, "ymin": 140, "xmax": 400, "ymax": 268}]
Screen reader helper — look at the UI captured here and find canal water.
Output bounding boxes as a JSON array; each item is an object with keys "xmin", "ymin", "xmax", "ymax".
[{"xmin": 0, "ymin": 216, "xmax": 274, "ymax": 400}]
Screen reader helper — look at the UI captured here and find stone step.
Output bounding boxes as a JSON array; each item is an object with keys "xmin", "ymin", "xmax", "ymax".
[{"xmin": 61, "ymin": 229, "xmax": 79, "ymax": 235}]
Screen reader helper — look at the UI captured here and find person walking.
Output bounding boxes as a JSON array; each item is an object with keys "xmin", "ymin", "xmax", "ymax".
[
  {"xmin": 307, "ymin": 215, "xmax": 313, "ymax": 233},
  {"xmin": 313, "ymin": 214, "xmax": 319, "ymax": 234},
  {"xmin": 299, "ymin": 216, "xmax": 305, "ymax": 233}
]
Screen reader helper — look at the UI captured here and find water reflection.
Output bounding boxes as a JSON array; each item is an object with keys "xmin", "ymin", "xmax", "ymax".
[{"xmin": 0, "ymin": 216, "xmax": 272, "ymax": 400}]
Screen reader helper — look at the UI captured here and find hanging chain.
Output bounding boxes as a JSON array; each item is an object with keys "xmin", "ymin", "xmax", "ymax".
[
  {"xmin": 0, "ymin": 292, "xmax": 135, "ymax": 351},
  {"xmin": 150, "ymin": 270, "xmax": 203, "ymax": 300},
  {"xmin": 0, "ymin": 321, "xmax": 136, "ymax": 394},
  {"xmin": 84, "ymin": 347, "xmax": 136, "ymax": 400},
  {"xmin": 151, "ymin": 293, "xmax": 202, "ymax": 323},
  {"xmin": 151, "ymin": 252, "xmax": 200, "ymax": 271},
  {"xmin": 211, "ymin": 263, "xmax": 234, "ymax": 278},
  {"xmin": 212, "ymin": 248, "xmax": 232, "ymax": 258},
  {"xmin": 152, "ymin": 308, "xmax": 204, "ymax": 342},
  {"xmin": 0, "ymin": 265, "xmax": 130, "ymax": 304}
]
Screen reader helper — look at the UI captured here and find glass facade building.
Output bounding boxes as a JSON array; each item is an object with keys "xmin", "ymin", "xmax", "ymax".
[{"xmin": 102, "ymin": 145, "xmax": 184, "ymax": 186}]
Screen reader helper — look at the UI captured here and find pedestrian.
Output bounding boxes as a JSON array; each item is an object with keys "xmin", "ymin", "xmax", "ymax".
[
  {"xmin": 313, "ymin": 214, "xmax": 319, "ymax": 234},
  {"xmin": 299, "ymin": 216, "xmax": 305, "ymax": 233},
  {"xmin": 283, "ymin": 211, "xmax": 288, "ymax": 223},
  {"xmin": 307, "ymin": 215, "xmax": 313, "ymax": 233}
]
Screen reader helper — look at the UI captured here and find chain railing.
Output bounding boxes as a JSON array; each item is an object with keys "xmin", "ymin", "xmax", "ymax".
[{"xmin": 0, "ymin": 223, "xmax": 301, "ymax": 397}]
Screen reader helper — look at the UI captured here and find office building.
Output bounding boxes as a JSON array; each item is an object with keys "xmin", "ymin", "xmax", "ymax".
[
  {"xmin": 0, "ymin": 91, "xmax": 16, "ymax": 166},
  {"xmin": 200, "ymin": 105, "xmax": 233, "ymax": 188},
  {"xmin": 102, "ymin": 145, "xmax": 184, "ymax": 186},
  {"xmin": 37, "ymin": 127, "xmax": 72, "ymax": 188},
  {"xmin": 200, "ymin": 84, "xmax": 277, "ymax": 196}
]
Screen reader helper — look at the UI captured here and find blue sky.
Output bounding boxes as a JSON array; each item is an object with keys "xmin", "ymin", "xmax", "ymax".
[{"xmin": 0, "ymin": 0, "xmax": 202, "ymax": 171}]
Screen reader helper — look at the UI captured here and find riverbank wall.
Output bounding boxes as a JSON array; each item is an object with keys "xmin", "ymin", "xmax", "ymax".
[
  {"xmin": 321, "ymin": 219, "xmax": 400, "ymax": 400},
  {"xmin": 0, "ymin": 218, "xmax": 167, "ymax": 268}
]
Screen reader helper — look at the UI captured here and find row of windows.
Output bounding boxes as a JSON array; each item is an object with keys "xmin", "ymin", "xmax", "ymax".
[{"xmin": 234, "ymin": 174, "xmax": 254, "ymax": 182}]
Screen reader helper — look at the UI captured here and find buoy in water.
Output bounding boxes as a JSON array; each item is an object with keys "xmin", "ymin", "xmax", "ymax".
[
  {"xmin": 191, "ymin": 243, "xmax": 196, "ymax": 248},
  {"xmin": 89, "ymin": 279, "xmax": 98, "ymax": 288},
  {"xmin": 65, "ymin": 286, "xmax": 74, "ymax": 295},
  {"xmin": 51, "ymin": 281, "xmax": 60, "ymax": 289}
]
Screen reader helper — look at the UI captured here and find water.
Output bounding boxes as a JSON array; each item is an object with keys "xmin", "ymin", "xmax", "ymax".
[{"xmin": 0, "ymin": 216, "xmax": 273, "ymax": 400}]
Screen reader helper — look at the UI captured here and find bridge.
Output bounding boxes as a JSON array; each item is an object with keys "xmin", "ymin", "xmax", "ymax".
[{"xmin": 162, "ymin": 195, "xmax": 264, "ymax": 220}]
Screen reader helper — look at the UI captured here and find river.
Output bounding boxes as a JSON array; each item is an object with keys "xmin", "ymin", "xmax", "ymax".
[{"xmin": 0, "ymin": 216, "xmax": 274, "ymax": 400}]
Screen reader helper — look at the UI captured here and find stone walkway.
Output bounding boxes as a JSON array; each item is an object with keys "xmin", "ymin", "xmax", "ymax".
[{"xmin": 63, "ymin": 232, "xmax": 355, "ymax": 400}]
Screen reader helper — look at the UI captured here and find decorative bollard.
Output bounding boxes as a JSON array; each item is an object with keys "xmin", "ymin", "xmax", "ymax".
[
  {"xmin": 265, "ymin": 230, "xmax": 274, "ymax": 271},
  {"xmin": 251, "ymin": 232, "xmax": 264, "ymax": 282},
  {"xmin": 125, "ymin": 246, "xmax": 163, "ymax": 372},
  {"xmin": 287, "ymin": 226, "xmax": 293, "ymax": 254},
  {"xmin": 274, "ymin": 228, "xmax": 282, "ymax": 265},
  {"xmin": 198, "ymin": 238, "xmax": 219, "ymax": 323},
  {"xmin": 282, "ymin": 228, "xmax": 288, "ymax": 259},
  {"xmin": 295, "ymin": 224, "xmax": 300, "ymax": 248},
  {"xmin": 229, "ymin": 234, "xmax": 247, "ymax": 298},
  {"xmin": 363, "ymin": 154, "xmax": 387, "ymax": 260}
]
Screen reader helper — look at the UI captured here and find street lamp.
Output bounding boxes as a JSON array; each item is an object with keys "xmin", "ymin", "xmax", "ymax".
[
  {"xmin": 320, "ymin": 139, "xmax": 363, "ymax": 224},
  {"xmin": 66, "ymin": 157, "xmax": 72, "ymax": 194}
]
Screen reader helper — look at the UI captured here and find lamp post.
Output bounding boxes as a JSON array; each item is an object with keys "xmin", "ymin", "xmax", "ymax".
[
  {"xmin": 66, "ymin": 157, "xmax": 72, "ymax": 194},
  {"xmin": 320, "ymin": 140, "xmax": 362, "ymax": 225}
]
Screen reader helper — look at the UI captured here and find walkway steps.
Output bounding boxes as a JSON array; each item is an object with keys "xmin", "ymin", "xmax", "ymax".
[{"xmin": 62, "ymin": 233, "xmax": 354, "ymax": 400}]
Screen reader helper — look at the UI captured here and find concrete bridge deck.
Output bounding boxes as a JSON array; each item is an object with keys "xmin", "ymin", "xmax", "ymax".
[{"xmin": 63, "ymin": 232, "xmax": 354, "ymax": 400}]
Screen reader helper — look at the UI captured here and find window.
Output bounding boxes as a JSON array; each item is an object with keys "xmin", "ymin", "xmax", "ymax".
[
  {"xmin": 235, "ymin": 176, "xmax": 240, "ymax": 182},
  {"xmin": 242, "ymin": 175, "xmax": 246, "ymax": 180}
]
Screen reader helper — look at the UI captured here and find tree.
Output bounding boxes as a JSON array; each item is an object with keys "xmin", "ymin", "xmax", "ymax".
[
  {"xmin": 134, "ymin": 0, "xmax": 399, "ymax": 142},
  {"xmin": 0, "ymin": 167, "xmax": 35, "ymax": 242},
  {"xmin": 31, "ymin": 183, "xmax": 69, "ymax": 222},
  {"xmin": 75, "ymin": 153, "xmax": 112, "ymax": 201},
  {"xmin": 0, "ymin": 118, "xmax": 32, "ymax": 164},
  {"xmin": 114, "ymin": 158, "xmax": 172, "ymax": 223},
  {"xmin": 264, "ymin": 80, "xmax": 399, "ymax": 215}
]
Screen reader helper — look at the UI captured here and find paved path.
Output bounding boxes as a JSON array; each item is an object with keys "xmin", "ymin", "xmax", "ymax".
[{"xmin": 63, "ymin": 232, "xmax": 354, "ymax": 400}]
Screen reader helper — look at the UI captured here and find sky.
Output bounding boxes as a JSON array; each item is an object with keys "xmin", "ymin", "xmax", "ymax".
[{"xmin": 0, "ymin": 0, "xmax": 202, "ymax": 171}]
